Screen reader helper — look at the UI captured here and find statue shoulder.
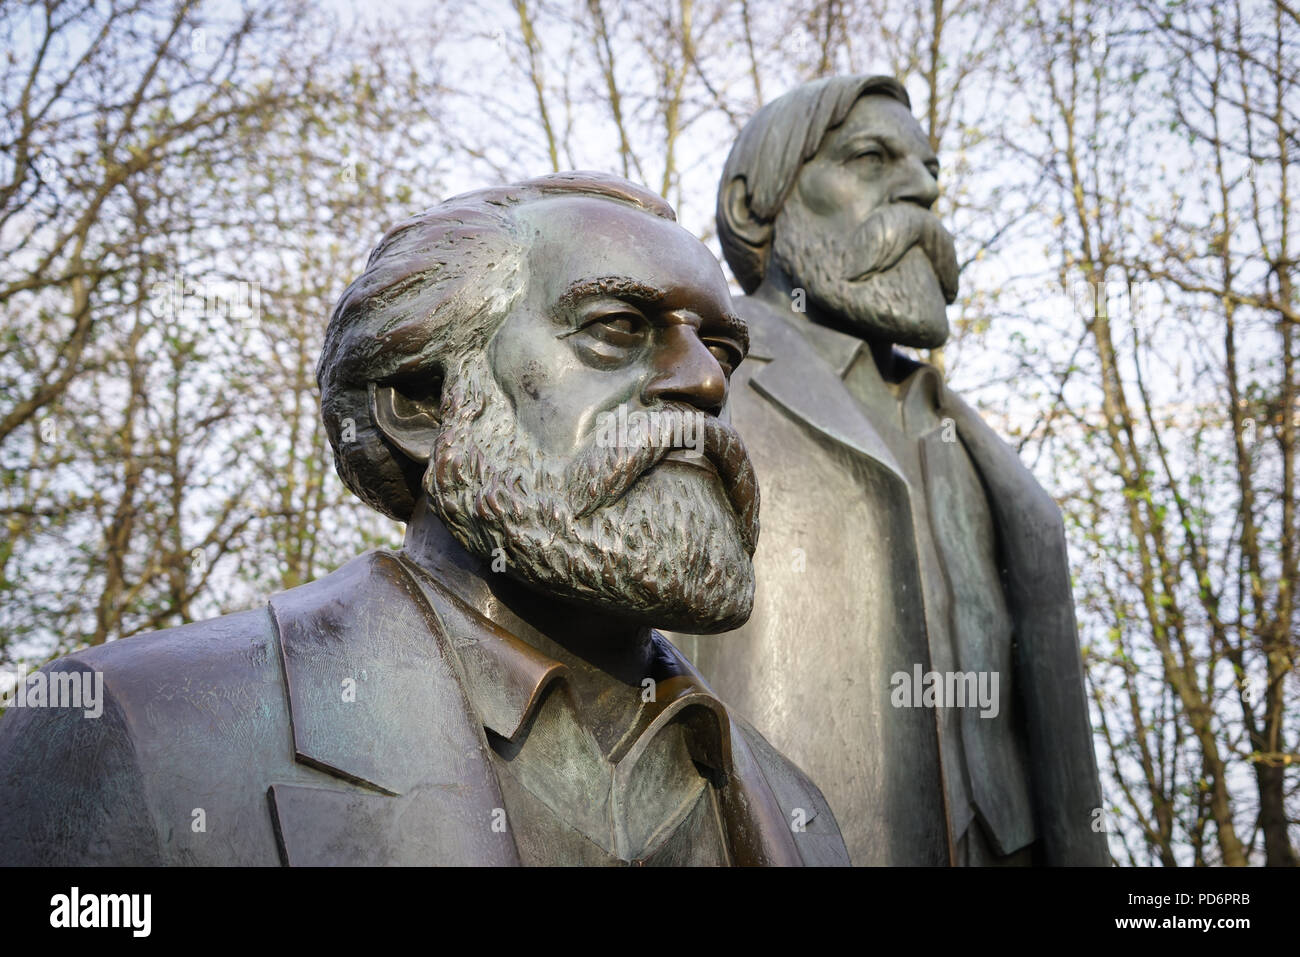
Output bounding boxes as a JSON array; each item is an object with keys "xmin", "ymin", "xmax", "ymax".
[
  {"xmin": 940, "ymin": 384, "xmax": 1067, "ymax": 531},
  {"xmin": 0, "ymin": 606, "xmax": 280, "ymax": 864},
  {"xmin": 74, "ymin": 604, "xmax": 278, "ymax": 687},
  {"xmin": 7, "ymin": 550, "xmax": 401, "ymax": 727},
  {"xmin": 0, "ymin": 550, "xmax": 457, "ymax": 866}
]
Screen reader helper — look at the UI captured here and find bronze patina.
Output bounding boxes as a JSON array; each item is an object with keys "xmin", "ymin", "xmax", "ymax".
[
  {"xmin": 0, "ymin": 171, "xmax": 848, "ymax": 867},
  {"xmin": 671, "ymin": 77, "xmax": 1109, "ymax": 866}
]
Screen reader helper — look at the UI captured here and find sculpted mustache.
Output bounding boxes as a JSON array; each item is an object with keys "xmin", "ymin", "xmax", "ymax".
[
  {"xmin": 565, "ymin": 408, "xmax": 760, "ymax": 554},
  {"xmin": 843, "ymin": 203, "xmax": 959, "ymax": 302}
]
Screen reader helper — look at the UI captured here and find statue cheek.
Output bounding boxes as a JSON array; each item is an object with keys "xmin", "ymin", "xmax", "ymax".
[
  {"xmin": 517, "ymin": 359, "xmax": 547, "ymax": 401},
  {"xmin": 512, "ymin": 361, "xmax": 565, "ymax": 422},
  {"xmin": 794, "ymin": 162, "xmax": 857, "ymax": 214}
]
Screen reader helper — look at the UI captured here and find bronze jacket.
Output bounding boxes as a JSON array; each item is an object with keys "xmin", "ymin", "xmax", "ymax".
[
  {"xmin": 674, "ymin": 302, "xmax": 1109, "ymax": 866},
  {"xmin": 0, "ymin": 549, "xmax": 848, "ymax": 866}
]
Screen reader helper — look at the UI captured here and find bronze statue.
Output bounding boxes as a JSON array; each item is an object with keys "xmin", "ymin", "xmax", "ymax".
[
  {"xmin": 671, "ymin": 76, "xmax": 1108, "ymax": 866},
  {"xmin": 0, "ymin": 171, "xmax": 849, "ymax": 866}
]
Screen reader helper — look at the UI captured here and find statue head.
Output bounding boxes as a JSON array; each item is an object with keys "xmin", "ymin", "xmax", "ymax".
[
  {"xmin": 319, "ymin": 171, "xmax": 758, "ymax": 633},
  {"xmin": 717, "ymin": 75, "xmax": 959, "ymax": 349}
]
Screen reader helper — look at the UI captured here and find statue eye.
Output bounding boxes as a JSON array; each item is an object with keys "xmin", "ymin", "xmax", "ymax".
[
  {"xmin": 561, "ymin": 304, "xmax": 651, "ymax": 368},
  {"xmin": 581, "ymin": 312, "xmax": 647, "ymax": 347},
  {"xmin": 588, "ymin": 313, "xmax": 644, "ymax": 342},
  {"xmin": 853, "ymin": 147, "xmax": 884, "ymax": 165}
]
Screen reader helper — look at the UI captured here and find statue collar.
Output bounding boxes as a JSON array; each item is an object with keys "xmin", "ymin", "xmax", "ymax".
[
  {"xmin": 397, "ymin": 550, "xmax": 733, "ymax": 775},
  {"xmin": 739, "ymin": 297, "xmax": 910, "ymax": 486}
]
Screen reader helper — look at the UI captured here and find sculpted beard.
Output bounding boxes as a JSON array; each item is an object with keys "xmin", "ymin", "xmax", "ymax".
[
  {"xmin": 774, "ymin": 200, "xmax": 959, "ymax": 348},
  {"xmin": 424, "ymin": 357, "xmax": 758, "ymax": 633}
]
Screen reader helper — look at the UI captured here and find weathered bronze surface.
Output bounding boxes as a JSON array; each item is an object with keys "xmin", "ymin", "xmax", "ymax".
[
  {"xmin": 0, "ymin": 172, "xmax": 848, "ymax": 866},
  {"xmin": 671, "ymin": 77, "xmax": 1109, "ymax": 866}
]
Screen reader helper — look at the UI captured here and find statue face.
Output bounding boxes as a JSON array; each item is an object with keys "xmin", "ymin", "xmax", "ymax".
[
  {"xmin": 425, "ymin": 197, "xmax": 759, "ymax": 633},
  {"xmin": 771, "ymin": 94, "xmax": 960, "ymax": 348},
  {"xmin": 492, "ymin": 196, "xmax": 744, "ymax": 458}
]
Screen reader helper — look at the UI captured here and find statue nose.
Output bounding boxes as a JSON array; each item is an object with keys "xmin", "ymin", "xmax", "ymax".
[
  {"xmin": 642, "ymin": 323, "xmax": 727, "ymax": 414},
  {"xmin": 894, "ymin": 158, "xmax": 939, "ymax": 210}
]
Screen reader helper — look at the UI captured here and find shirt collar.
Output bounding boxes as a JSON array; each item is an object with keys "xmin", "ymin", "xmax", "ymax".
[
  {"xmin": 898, "ymin": 362, "xmax": 947, "ymax": 427},
  {"xmin": 401, "ymin": 557, "xmax": 733, "ymax": 774},
  {"xmin": 456, "ymin": 613, "xmax": 570, "ymax": 743},
  {"xmin": 799, "ymin": 318, "xmax": 948, "ymax": 409},
  {"xmin": 812, "ymin": 316, "xmax": 949, "ymax": 425}
]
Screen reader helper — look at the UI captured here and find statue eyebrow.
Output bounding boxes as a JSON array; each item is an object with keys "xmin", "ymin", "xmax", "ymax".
[
  {"xmin": 841, "ymin": 132, "xmax": 940, "ymax": 173},
  {"xmin": 554, "ymin": 274, "xmax": 749, "ymax": 356},
  {"xmin": 840, "ymin": 132, "xmax": 896, "ymax": 155},
  {"xmin": 555, "ymin": 276, "xmax": 668, "ymax": 310}
]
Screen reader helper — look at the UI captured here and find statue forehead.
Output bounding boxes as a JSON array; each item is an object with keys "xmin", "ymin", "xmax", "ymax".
[
  {"xmin": 517, "ymin": 196, "xmax": 729, "ymax": 302},
  {"xmin": 816, "ymin": 93, "xmax": 931, "ymax": 159}
]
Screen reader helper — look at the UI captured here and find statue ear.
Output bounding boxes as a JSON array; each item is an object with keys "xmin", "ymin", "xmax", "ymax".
[
  {"xmin": 369, "ymin": 381, "xmax": 441, "ymax": 465},
  {"xmin": 720, "ymin": 176, "xmax": 772, "ymax": 247}
]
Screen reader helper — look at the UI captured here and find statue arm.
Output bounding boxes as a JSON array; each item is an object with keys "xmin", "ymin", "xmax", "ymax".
[
  {"xmin": 0, "ymin": 657, "xmax": 163, "ymax": 866},
  {"xmin": 944, "ymin": 389, "xmax": 1110, "ymax": 865},
  {"xmin": 1013, "ymin": 507, "xmax": 1112, "ymax": 867}
]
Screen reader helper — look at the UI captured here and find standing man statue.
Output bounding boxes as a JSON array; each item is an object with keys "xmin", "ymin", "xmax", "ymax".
[
  {"xmin": 676, "ymin": 76, "xmax": 1108, "ymax": 865},
  {"xmin": 0, "ymin": 171, "xmax": 848, "ymax": 867}
]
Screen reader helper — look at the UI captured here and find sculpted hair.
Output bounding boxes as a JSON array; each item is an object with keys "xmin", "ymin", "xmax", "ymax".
[
  {"xmin": 318, "ymin": 170, "xmax": 676, "ymax": 521},
  {"xmin": 716, "ymin": 75, "xmax": 911, "ymax": 293}
]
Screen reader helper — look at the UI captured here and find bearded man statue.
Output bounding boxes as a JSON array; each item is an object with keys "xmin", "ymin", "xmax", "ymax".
[
  {"xmin": 0, "ymin": 171, "xmax": 848, "ymax": 867},
  {"xmin": 669, "ymin": 76, "xmax": 1109, "ymax": 866}
]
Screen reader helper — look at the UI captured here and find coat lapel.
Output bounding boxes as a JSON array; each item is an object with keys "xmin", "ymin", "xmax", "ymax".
[
  {"xmin": 745, "ymin": 307, "xmax": 910, "ymax": 491},
  {"xmin": 266, "ymin": 550, "xmax": 520, "ymax": 866}
]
